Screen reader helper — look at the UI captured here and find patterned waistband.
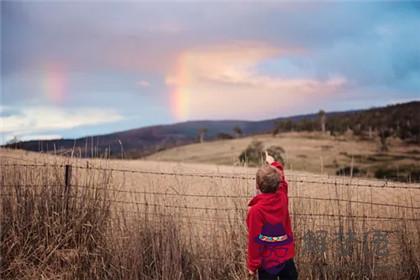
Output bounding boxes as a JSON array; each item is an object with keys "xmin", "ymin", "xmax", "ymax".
[{"xmin": 258, "ymin": 233, "xmax": 288, "ymax": 242}]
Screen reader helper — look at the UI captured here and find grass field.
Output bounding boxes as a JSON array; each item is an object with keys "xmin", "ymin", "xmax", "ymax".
[
  {"xmin": 1, "ymin": 148, "xmax": 419, "ymax": 279},
  {"xmin": 146, "ymin": 132, "xmax": 420, "ymax": 181}
]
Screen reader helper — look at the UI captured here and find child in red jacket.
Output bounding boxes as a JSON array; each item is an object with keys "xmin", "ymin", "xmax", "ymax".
[{"xmin": 247, "ymin": 152, "xmax": 298, "ymax": 280}]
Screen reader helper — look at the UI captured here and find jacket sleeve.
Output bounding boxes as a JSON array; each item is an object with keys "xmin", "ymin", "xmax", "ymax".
[
  {"xmin": 271, "ymin": 161, "xmax": 288, "ymax": 194},
  {"xmin": 247, "ymin": 207, "xmax": 264, "ymax": 273}
]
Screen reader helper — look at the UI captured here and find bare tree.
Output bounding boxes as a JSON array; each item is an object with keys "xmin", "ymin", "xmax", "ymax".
[
  {"xmin": 233, "ymin": 126, "xmax": 243, "ymax": 138},
  {"xmin": 272, "ymin": 125, "xmax": 280, "ymax": 137},
  {"xmin": 318, "ymin": 110, "xmax": 326, "ymax": 133},
  {"xmin": 198, "ymin": 128, "xmax": 208, "ymax": 143},
  {"xmin": 368, "ymin": 126, "xmax": 373, "ymax": 139},
  {"xmin": 379, "ymin": 127, "xmax": 392, "ymax": 151}
]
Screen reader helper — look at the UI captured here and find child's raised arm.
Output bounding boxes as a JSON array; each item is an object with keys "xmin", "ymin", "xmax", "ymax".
[
  {"xmin": 271, "ymin": 161, "xmax": 288, "ymax": 194},
  {"xmin": 265, "ymin": 151, "xmax": 288, "ymax": 194}
]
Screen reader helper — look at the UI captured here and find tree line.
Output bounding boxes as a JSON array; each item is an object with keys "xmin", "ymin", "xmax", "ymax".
[{"xmin": 272, "ymin": 102, "xmax": 420, "ymax": 148}]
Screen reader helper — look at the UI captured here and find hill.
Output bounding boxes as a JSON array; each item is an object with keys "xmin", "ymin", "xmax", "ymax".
[
  {"xmin": 146, "ymin": 131, "xmax": 420, "ymax": 182},
  {"xmin": 4, "ymin": 101, "xmax": 419, "ymax": 159},
  {"xmin": 0, "ymin": 114, "xmax": 325, "ymax": 158}
]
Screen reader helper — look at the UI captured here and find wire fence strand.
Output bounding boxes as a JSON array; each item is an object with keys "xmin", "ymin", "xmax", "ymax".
[
  {"xmin": 2, "ymin": 183, "xmax": 420, "ymax": 210},
  {"xmin": 1, "ymin": 192, "xmax": 419, "ymax": 222},
  {"xmin": 1, "ymin": 162, "xmax": 420, "ymax": 190},
  {"xmin": 2, "ymin": 162, "xmax": 419, "ymax": 224}
]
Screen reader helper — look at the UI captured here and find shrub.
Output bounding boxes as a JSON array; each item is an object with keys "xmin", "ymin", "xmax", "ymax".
[
  {"xmin": 336, "ymin": 166, "xmax": 366, "ymax": 177},
  {"xmin": 239, "ymin": 141, "xmax": 264, "ymax": 166},
  {"xmin": 266, "ymin": 145, "xmax": 285, "ymax": 165},
  {"xmin": 239, "ymin": 141, "xmax": 285, "ymax": 166},
  {"xmin": 374, "ymin": 164, "xmax": 420, "ymax": 182},
  {"xmin": 216, "ymin": 133, "xmax": 234, "ymax": 140}
]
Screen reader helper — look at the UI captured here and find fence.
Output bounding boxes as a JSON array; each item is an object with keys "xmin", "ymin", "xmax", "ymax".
[
  {"xmin": 1, "ymin": 162, "xmax": 419, "ymax": 223},
  {"xmin": 1, "ymin": 160, "xmax": 420, "ymax": 278}
]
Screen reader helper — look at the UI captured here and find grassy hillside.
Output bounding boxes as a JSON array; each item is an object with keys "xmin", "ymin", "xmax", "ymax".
[
  {"xmin": 5, "ymin": 101, "xmax": 419, "ymax": 159},
  {"xmin": 146, "ymin": 131, "xmax": 420, "ymax": 182},
  {"xmin": 2, "ymin": 118, "xmax": 307, "ymax": 158}
]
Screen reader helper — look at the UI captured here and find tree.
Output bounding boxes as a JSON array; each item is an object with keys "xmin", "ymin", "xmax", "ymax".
[
  {"xmin": 352, "ymin": 123, "xmax": 363, "ymax": 136},
  {"xmin": 284, "ymin": 119, "xmax": 293, "ymax": 131},
  {"xmin": 266, "ymin": 145, "xmax": 285, "ymax": 165},
  {"xmin": 296, "ymin": 118, "xmax": 315, "ymax": 131},
  {"xmin": 273, "ymin": 120, "xmax": 294, "ymax": 136},
  {"xmin": 318, "ymin": 110, "xmax": 326, "ymax": 133},
  {"xmin": 239, "ymin": 141, "xmax": 286, "ymax": 166},
  {"xmin": 233, "ymin": 126, "xmax": 243, "ymax": 138},
  {"xmin": 198, "ymin": 128, "xmax": 208, "ymax": 143},
  {"xmin": 368, "ymin": 126, "xmax": 374, "ymax": 139},
  {"xmin": 217, "ymin": 133, "xmax": 234, "ymax": 140},
  {"xmin": 272, "ymin": 125, "xmax": 280, "ymax": 137},
  {"xmin": 239, "ymin": 141, "xmax": 264, "ymax": 166},
  {"xmin": 272, "ymin": 121, "xmax": 283, "ymax": 136},
  {"xmin": 378, "ymin": 127, "xmax": 392, "ymax": 151},
  {"xmin": 6, "ymin": 136, "xmax": 20, "ymax": 145}
]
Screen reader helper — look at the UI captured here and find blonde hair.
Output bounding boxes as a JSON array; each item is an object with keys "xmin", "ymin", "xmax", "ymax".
[{"xmin": 256, "ymin": 164, "xmax": 281, "ymax": 193}]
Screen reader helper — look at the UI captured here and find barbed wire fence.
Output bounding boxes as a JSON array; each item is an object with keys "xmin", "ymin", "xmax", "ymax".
[
  {"xmin": 2, "ymin": 161, "xmax": 420, "ymax": 188},
  {"xmin": 1, "ymin": 162, "xmax": 419, "ymax": 222},
  {"xmin": 1, "ymin": 160, "xmax": 420, "ymax": 275}
]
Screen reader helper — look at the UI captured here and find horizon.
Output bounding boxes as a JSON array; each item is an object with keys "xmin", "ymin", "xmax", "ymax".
[
  {"xmin": 2, "ymin": 1, "xmax": 420, "ymax": 144},
  {"xmin": 4, "ymin": 100, "xmax": 418, "ymax": 143}
]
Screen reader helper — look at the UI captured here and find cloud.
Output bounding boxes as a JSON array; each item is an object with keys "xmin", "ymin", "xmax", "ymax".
[
  {"xmin": 167, "ymin": 43, "xmax": 348, "ymax": 120},
  {"xmin": 0, "ymin": 107, "xmax": 123, "ymax": 140},
  {"xmin": 1, "ymin": 1, "xmax": 419, "ymax": 129},
  {"xmin": 19, "ymin": 134, "xmax": 62, "ymax": 142},
  {"xmin": 136, "ymin": 80, "xmax": 151, "ymax": 88},
  {"xmin": 0, "ymin": 2, "xmax": 400, "ymax": 76}
]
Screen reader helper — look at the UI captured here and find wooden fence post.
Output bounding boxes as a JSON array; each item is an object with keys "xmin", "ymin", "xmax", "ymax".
[{"xmin": 64, "ymin": 164, "xmax": 72, "ymax": 220}]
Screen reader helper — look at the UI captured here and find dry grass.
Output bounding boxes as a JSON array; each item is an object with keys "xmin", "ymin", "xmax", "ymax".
[
  {"xmin": 146, "ymin": 132, "xmax": 420, "ymax": 180},
  {"xmin": 1, "ymin": 149, "xmax": 419, "ymax": 279}
]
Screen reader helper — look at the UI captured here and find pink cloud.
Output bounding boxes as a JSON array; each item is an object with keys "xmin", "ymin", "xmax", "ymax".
[
  {"xmin": 166, "ymin": 42, "xmax": 348, "ymax": 120},
  {"xmin": 136, "ymin": 80, "xmax": 151, "ymax": 87}
]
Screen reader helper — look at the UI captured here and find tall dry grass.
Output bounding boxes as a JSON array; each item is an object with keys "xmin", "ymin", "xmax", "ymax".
[{"xmin": 1, "ymin": 160, "xmax": 419, "ymax": 279}]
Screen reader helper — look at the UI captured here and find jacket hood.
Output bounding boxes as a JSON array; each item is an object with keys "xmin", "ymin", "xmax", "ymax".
[{"xmin": 248, "ymin": 192, "xmax": 283, "ymax": 210}]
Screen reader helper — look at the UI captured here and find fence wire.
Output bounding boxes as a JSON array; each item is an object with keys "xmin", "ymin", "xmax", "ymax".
[
  {"xmin": 1, "ymin": 162, "xmax": 420, "ymax": 190},
  {"xmin": 2, "ymin": 183, "xmax": 419, "ymax": 210},
  {"xmin": 1, "ymin": 162, "xmax": 419, "ymax": 224}
]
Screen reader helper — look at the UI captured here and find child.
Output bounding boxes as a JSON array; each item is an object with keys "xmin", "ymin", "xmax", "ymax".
[{"xmin": 247, "ymin": 152, "xmax": 298, "ymax": 280}]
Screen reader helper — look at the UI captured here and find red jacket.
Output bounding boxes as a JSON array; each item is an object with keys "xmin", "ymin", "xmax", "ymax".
[{"xmin": 246, "ymin": 161, "xmax": 295, "ymax": 274}]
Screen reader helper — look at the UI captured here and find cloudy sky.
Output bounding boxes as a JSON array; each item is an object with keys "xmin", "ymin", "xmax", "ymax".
[{"xmin": 1, "ymin": 1, "xmax": 419, "ymax": 143}]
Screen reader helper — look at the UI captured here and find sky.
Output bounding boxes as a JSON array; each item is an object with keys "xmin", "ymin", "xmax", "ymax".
[{"xmin": 1, "ymin": 1, "xmax": 419, "ymax": 143}]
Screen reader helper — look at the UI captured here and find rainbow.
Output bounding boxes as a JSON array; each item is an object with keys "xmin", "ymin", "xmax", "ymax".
[
  {"xmin": 42, "ymin": 63, "xmax": 67, "ymax": 104},
  {"xmin": 169, "ymin": 53, "xmax": 191, "ymax": 121}
]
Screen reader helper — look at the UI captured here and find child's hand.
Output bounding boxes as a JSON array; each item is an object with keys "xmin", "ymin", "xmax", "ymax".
[{"xmin": 265, "ymin": 151, "xmax": 275, "ymax": 164}]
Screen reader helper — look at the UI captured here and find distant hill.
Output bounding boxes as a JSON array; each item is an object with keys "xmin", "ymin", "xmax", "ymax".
[
  {"xmin": 273, "ymin": 101, "xmax": 420, "ymax": 142},
  {"xmin": 4, "ymin": 101, "xmax": 419, "ymax": 158}
]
